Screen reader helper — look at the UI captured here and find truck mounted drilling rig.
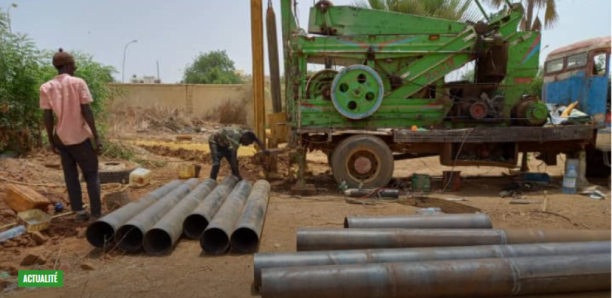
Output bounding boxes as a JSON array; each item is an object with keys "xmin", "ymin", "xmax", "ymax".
[{"xmin": 271, "ymin": 0, "xmax": 598, "ymax": 189}]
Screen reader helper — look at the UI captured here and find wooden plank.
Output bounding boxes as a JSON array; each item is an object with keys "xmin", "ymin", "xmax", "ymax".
[{"xmin": 4, "ymin": 184, "xmax": 51, "ymax": 212}]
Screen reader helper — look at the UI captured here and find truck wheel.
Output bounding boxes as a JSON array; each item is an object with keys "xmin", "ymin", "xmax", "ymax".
[{"xmin": 331, "ymin": 135, "xmax": 394, "ymax": 188}]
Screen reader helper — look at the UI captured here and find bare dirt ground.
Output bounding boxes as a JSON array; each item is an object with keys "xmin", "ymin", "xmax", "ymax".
[{"xmin": 0, "ymin": 130, "xmax": 610, "ymax": 298}]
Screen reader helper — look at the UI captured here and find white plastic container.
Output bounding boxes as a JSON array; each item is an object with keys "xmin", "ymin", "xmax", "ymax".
[{"xmin": 129, "ymin": 168, "xmax": 151, "ymax": 187}]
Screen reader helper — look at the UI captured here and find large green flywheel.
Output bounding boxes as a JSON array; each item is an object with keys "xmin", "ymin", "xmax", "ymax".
[{"xmin": 331, "ymin": 65, "xmax": 384, "ymax": 120}]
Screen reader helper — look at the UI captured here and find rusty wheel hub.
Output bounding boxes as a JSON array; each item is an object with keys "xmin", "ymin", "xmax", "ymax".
[{"xmin": 347, "ymin": 151, "xmax": 379, "ymax": 182}]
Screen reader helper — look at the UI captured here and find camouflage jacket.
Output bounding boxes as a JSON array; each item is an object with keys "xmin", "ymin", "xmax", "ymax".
[{"xmin": 208, "ymin": 127, "xmax": 248, "ymax": 149}]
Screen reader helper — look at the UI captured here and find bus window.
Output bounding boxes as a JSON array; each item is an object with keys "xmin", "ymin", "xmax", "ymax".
[
  {"xmin": 566, "ymin": 52, "xmax": 588, "ymax": 70},
  {"xmin": 545, "ymin": 58, "xmax": 564, "ymax": 74},
  {"xmin": 592, "ymin": 52, "xmax": 607, "ymax": 76}
]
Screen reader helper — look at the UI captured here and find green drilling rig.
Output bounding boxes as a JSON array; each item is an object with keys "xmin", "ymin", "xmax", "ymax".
[{"xmin": 273, "ymin": 0, "xmax": 594, "ymax": 189}]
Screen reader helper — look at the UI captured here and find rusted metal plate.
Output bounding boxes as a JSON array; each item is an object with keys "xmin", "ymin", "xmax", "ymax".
[{"xmin": 394, "ymin": 125, "xmax": 595, "ymax": 143}]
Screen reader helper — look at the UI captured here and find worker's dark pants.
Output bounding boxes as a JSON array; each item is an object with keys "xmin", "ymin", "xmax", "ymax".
[
  {"xmin": 209, "ymin": 142, "xmax": 241, "ymax": 180},
  {"xmin": 56, "ymin": 138, "xmax": 101, "ymax": 217}
]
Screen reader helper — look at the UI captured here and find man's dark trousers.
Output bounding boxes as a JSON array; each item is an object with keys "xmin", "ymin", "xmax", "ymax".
[
  {"xmin": 209, "ymin": 142, "xmax": 240, "ymax": 180},
  {"xmin": 56, "ymin": 138, "xmax": 101, "ymax": 217}
]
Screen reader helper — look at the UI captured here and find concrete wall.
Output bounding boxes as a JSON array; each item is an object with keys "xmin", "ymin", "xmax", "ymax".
[{"xmin": 108, "ymin": 83, "xmax": 256, "ymax": 126}]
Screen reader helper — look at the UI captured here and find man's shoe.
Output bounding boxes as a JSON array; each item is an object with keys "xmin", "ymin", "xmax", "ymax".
[{"xmin": 75, "ymin": 211, "xmax": 90, "ymax": 223}]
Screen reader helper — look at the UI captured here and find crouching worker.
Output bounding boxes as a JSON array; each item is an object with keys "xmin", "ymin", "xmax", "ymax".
[
  {"xmin": 40, "ymin": 48, "xmax": 102, "ymax": 223},
  {"xmin": 208, "ymin": 127, "xmax": 268, "ymax": 180}
]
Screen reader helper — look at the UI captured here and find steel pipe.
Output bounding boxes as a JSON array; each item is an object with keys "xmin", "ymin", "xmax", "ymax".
[
  {"xmin": 201, "ymin": 180, "xmax": 252, "ymax": 255},
  {"xmin": 261, "ymin": 254, "xmax": 611, "ymax": 298},
  {"xmin": 115, "ymin": 179, "xmax": 200, "ymax": 252},
  {"xmin": 142, "ymin": 179, "xmax": 217, "ymax": 255},
  {"xmin": 183, "ymin": 176, "xmax": 239, "ymax": 239},
  {"xmin": 86, "ymin": 180, "xmax": 181, "ymax": 248},
  {"xmin": 253, "ymin": 241, "xmax": 610, "ymax": 289},
  {"xmin": 344, "ymin": 214, "xmax": 493, "ymax": 229},
  {"xmin": 296, "ymin": 228, "xmax": 611, "ymax": 251},
  {"xmin": 230, "ymin": 180, "xmax": 271, "ymax": 254}
]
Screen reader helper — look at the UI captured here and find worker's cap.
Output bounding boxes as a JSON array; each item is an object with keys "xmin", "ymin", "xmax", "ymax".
[{"xmin": 52, "ymin": 48, "xmax": 75, "ymax": 68}]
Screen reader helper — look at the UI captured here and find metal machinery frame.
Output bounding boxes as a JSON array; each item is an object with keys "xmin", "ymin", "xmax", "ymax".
[{"xmin": 275, "ymin": 0, "xmax": 594, "ymax": 188}]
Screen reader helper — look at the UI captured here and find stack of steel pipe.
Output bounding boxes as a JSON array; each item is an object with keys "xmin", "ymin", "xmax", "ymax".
[
  {"xmin": 86, "ymin": 180, "xmax": 182, "ymax": 248},
  {"xmin": 183, "ymin": 176, "xmax": 239, "ymax": 239},
  {"xmin": 296, "ymin": 228, "xmax": 611, "ymax": 251},
  {"xmin": 201, "ymin": 180, "xmax": 253, "ymax": 255},
  {"xmin": 230, "ymin": 180, "xmax": 271, "ymax": 254},
  {"xmin": 143, "ymin": 178, "xmax": 218, "ymax": 255},
  {"xmin": 256, "ymin": 214, "xmax": 611, "ymax": 297},
  {"xmin": 115, "ymin": 178, "xmax": 200, "ymax": 252},
  {"xmin": 254, "ymin": 241, "xmax": 611, "ymax": 290},
  {"xmin": 344, "ymin": 213, "xmax": 493, "ymax": 229},
  {"xmin": 260, "ymin": 253, "xmax": 611, "ymax": 298}
]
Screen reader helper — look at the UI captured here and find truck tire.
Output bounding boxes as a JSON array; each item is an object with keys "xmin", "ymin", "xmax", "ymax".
[
  {"xmin": 331, "ymin": 135, "xmax": 394, "ymax": 188},
  {"xmin": 99, "ymin": 162, "xmax": 137, "ymax": 184}
]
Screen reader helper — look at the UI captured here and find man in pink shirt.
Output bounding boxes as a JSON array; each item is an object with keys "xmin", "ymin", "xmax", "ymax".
[{"xmin": 40, "ymin": 49, "xmax": 102, "ymax": 223}]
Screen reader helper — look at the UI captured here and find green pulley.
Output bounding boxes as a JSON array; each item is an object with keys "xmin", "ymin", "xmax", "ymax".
[
  {"xmin": 331, "ymin": 65, "xmax": 384, "ymax": 120},
  {"xmin": 525, "ymin": 101, "xmax": 548, "ymax": 126}
]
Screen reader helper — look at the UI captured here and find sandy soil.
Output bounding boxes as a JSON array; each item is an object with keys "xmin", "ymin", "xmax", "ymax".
[{"xmin": 0, "ymin": 136, "xmax": 610, "ymax": 298}]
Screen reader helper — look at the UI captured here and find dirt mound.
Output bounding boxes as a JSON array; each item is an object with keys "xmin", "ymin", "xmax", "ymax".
[{"xmin": 108, "ymin": 107, "xmax": 216, "ymax": 134}]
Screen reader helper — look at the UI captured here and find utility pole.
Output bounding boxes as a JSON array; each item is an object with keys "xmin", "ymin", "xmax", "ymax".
[
  {"xmin": 156, "ymin": 60, "xmax": 160, "ymax": 82},
  {"xmin": 7, "ymin": 3, "xmax": 17, "ymax": 33},
  {"xmin": 122, "ymin": 39, "xmax": 138, "ymax": 83}
]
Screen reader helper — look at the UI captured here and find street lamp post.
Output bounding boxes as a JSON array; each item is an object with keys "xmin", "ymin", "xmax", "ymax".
[
  {"xmin": 122, "ymin": 39, "xmax": 138, "ymax": 83},
  {"xmin": 7, "ymin": 3, "xmax": 17, "ymax": 33}
]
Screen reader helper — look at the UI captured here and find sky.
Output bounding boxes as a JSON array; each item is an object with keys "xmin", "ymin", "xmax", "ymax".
[{"xmin": 3, "ymin": 0, "xmax": 611, "ymax": 83}]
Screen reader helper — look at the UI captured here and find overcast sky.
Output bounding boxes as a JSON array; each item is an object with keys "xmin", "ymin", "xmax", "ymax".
[{"xmin": 3, "ymin": 0, "xmax": 611, "ymax": 83}]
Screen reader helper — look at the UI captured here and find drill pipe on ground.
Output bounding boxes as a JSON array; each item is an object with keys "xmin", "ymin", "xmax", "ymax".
[
  {"xmin": 86, "ymin": 180, "xmax": 182, "ymax": 248},
  {"xmin": 260, "ymin": 254, "xmax": 611, "ymax": 298},
  {"xmin": 142, "ymin": 179, "xmax": 217, "ymax": 255},
  {"xmin": 296, "ymin": 228, "xmax": 611, "ymax": 251},
  {"xmin": 344, "ymin": 214, "xmax": 493, "ymax": 229},
  {"xmin": 201, "ymin": 180, "xmax": 252, "ymax": 255},
  {"xmin": 183, "ymin": 176, "xmax": 239, "ymax": 239},
  {"xmin": 253, "ymin": 241, "xmax": 611, "ymax": 288},
  {"xmin": 115, "ymin": 179, "xmax": 200, "ymax": 252},
  {"xmin": 230, "ymin": 180, "xmax": 271, "ymax": 254}
]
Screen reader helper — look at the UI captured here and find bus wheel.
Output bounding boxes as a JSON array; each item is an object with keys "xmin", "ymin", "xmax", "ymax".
[{"xmin": 331, "ymin": 135, "xmax": 394, "ymax": 188}]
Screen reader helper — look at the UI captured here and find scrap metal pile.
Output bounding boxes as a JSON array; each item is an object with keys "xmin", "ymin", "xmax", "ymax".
[
  {"xmin": 86, "ymin": 177, "xmax": 271, "ymax": 255},
  {"xmin": 254, "ymin": 213, "xmax": 611, "ymax": 298}
]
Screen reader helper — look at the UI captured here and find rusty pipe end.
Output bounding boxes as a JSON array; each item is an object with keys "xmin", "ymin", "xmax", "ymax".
[
  {"xmin": 86, "ymin": 220, "xmax": 115, "ymax": 248},
  {"xmin": 230, "ymin": 227, "xmax": 260, "ymax": 254},
  {"xmin": 202, "ymin": 228, "xmax": 230, "ymax": 255},
  {"xmin": 343, "ymin": 217, "xmax": 350, "ymax": 228},
  {"xmin": 183, "ymin": 214, "xmax": 210, "ymax": 240},
  {"xmin": 143, "ymin": 228, "xmax": 173, "ymax": 255},
  {"xmin": 115, "ymin": 225, "xmax": 144, "ymax": 252}
]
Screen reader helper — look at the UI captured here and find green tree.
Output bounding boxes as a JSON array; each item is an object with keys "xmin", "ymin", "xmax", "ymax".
[
  {"xmin": 364, "ymin": 0, "xmax": 482, "ymax": 21},
  {"xmin": 182, "ymin": 50, "xmax": 243, "ymax": 84},
  {"xmin": 0, "ymin": 28, "xmax": 43, "ymax": 151},
  {"xmin": 0, "ymin": 10, "xmax": 117, "ymax": 152},
  {"xmin": 485, "ymin": 0, "xmax": 558, "ymax": 31}
]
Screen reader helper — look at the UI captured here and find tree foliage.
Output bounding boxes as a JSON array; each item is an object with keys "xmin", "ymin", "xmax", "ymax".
[
  {"xmin": 182, "ymin": 50, "xmax": 243, "ymax": 84},
  {"xmin": 484, "ymin": 0, "xmax": 558, "ymax": 31},
  {"xmin": 363, "ymin": 0, "xmax": 483, "ymax": 21},
  {"xmin": 0, "ymin": 8, "xmax": 117, "ymax": 152}
]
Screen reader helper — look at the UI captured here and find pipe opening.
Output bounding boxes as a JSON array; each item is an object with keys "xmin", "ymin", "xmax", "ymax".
[
  {"xmin": 86, "ymin": 221, "xmax": 115, "ymax": 248},
  {"xmin": 343, "ymin": 217, "xmax": 350, "ymax": 228},
  {"xmin": 183, "ymin": 214, "xmax": 209, "ymax": 239},
  {"xmin": 230, "ymin": 227, "xmax": 259, "ymax": 254},
  {"xmin": 202, "ymin": 228, "xmax": 229, "ymax": 255},
  {"xmin": 143, "ymin": 228, "xmax": 172, "ymax": 255},
  {"xmin": 116, "ymin": 225, "xmax": 144, "ymax": 252}
]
